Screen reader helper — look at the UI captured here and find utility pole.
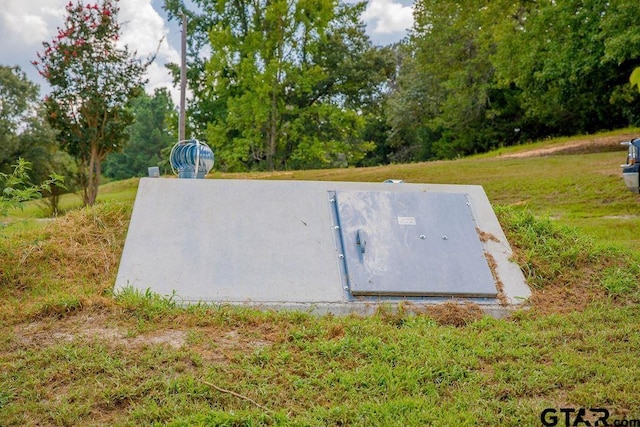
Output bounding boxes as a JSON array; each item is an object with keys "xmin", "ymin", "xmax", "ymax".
[{"xmin": 179, "ymin": 12, "xmax": 187, "ymax": 142}]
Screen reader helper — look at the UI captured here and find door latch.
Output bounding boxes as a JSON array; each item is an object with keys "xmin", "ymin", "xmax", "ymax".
[{"xmin": 355, "ymin": 229, "xmax": 367, "ymax": 254}]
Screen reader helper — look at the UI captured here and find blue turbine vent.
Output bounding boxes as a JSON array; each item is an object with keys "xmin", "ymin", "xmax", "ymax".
[{"xmin": 169, "ymin": 139, "xmax": 214, "ymax": 179}]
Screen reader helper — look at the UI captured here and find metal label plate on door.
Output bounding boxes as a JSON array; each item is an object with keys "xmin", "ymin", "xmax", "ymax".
[{"xmin": 332, "ymin": 190, "xmax": 497, "ymax": 297}]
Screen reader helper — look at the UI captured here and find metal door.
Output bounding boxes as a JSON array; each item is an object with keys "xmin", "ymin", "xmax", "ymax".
[{"xmin": 332, "ymin": 190, "xmax": 497, "ymax": 297}]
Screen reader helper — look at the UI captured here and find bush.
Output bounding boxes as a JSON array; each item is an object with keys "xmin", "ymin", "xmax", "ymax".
[{"xmin": 0, "ymin": 158, "xmax": 63, "ymax": 219}]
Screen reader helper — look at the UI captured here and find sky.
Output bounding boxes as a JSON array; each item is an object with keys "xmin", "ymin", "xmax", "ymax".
[{"xmin": 0, "ymin": 0, "xmax": 414, "ymax": 104}]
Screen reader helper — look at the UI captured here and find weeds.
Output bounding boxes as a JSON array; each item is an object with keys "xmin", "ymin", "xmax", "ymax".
[
  {"xmin": 496, "ymin": 207, "xmax": 640, "ymax": 313},
  {"xmin": 115, "ymin": 287, "xmax": 179, "ymax": 320}
]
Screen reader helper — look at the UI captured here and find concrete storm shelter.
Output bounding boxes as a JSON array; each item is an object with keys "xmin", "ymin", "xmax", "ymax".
[{"xmin": 115, "ymin": 178, "xmax": 530, "ymax": 316}]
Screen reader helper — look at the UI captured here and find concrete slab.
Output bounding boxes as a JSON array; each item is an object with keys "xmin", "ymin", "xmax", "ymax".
[{"xmin": 114, "ymin": 178, "xmax": 530, "ymax": 316}]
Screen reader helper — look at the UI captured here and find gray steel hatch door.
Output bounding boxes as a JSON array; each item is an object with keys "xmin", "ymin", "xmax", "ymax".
[{"xmin": 334, "ymin": 190, "xmax": 497, "ymax": 297}]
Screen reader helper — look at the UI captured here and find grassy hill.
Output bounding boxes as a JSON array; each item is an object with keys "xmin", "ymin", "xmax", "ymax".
[{"xmin": 1, "ymin": 130, "xmax": 640, "ymax": 426}]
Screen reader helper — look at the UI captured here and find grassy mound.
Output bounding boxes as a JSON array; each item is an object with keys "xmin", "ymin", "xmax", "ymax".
[
  {"xmin": 0, "ymin": 203, "xmax": 130, "ymax": 323},
  {"xmin": 497, "ymin": 207, "xmax": 640, "ymax": 314}
]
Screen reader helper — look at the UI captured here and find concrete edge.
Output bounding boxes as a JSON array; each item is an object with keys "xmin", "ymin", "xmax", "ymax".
[{"xmin": 165, "ymin": 299, "xmax": 529, "ymax": 319}]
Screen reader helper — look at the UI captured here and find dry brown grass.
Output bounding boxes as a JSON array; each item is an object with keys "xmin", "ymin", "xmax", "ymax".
[
  {"xmin": 426, "ymin": 301, "xmax": 485, "ymax": 326},
  {"xmin": 527, "ymin": 277, "xmax": 608, "ymax": 316},
  {"xmin": 0, "ymin": 202, "xmax": 130, "ymax": 324}
]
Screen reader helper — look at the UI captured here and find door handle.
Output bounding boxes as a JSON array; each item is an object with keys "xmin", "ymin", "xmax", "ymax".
[{"xmin": 355, "ymin": 229, "xmax": 366, "ymax": 254}]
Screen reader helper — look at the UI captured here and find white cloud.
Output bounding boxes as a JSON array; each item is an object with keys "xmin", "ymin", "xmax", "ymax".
[
  {"xmin": 362, "ymin": 0, "xmax": 414, "ymax": 35},
  {"xmin": 118, "ymin": 0, "xmax": 178, "ymax": 62},
  {"xmin": 1, "ymin": 13, "xmax": 48, "ymax": 46},
  {"xmin": 0, "ymin": 0, "xmax": 179, "ymax": 102},
  {"xmin": 118, "ymin": 0, "xmax": 181, "ymax": 101},
  {"xmin": 0, "ymin": 1, "xmax": 64, "ymax": 62},
  {"xmin": 0, "ymin": 2, "xmax": 61, "ymax": 45}
]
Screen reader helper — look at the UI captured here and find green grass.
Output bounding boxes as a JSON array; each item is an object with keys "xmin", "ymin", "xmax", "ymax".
[
  {"xmin": 1, "ymin": 302, "xmax": 639, "ymax": 425},
  {"xmin": 2, "ymin": 130, "xmax": 640, "ymax": 426},
  {"xmin": 3, "ymin": 177, "xmax": 140, "ymax": 221}
]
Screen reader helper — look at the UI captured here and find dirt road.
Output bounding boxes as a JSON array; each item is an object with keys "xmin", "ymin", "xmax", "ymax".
[{"xmin": 501, "ymin": 133, "xmax": 637, "ymax": 158}]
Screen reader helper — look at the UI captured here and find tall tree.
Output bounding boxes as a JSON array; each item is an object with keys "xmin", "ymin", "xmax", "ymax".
[
  {"xmin": 103, "ymin": 88, "xmax": 176, "ymax": 180},
  {"xmin": 388, "ymin": 0, "xmax": 499, "ymax": 160},
  {"xmin": 600, "ymin": 0, "xmax": 640, "ymax": 122},
  {"xmin": 165, "ymin": 0, "xmax": 394, "ymax": 171},
  {"xmin": 34, "ymin": 0, "xmax": 152, "ymax": 205},
  {"xmin": 0, "ymin": 65, "xmax": 65, "ymax": 187},
  {"xmin": 491, "ymin": 0, "xmax": 640, "ymax": 136}
]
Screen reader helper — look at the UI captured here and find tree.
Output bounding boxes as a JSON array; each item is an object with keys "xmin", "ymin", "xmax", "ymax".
[
  {"xmin": 601, "ymin": 1, "xmax": 640, "ymax": 105},
  {"xmin": 387, "ymin": 0, "xmax": 640, "ymax": 160},
  {"xmin": 491, "ymin": 0, "xmax": 640, "ymax": 136},
  {"xmin": 0, "ymin": 66, "xmax": 58, "ymax": 183},
  {"xmin": 165, "ymin": 0, "xmax": 394, "ymax": 171},
  {"xmin": 34, "ymin": 0, "xmax": 152, "ymax": 205},
  {"xmin": 0, "ymin": 66, "xmax": 38, "ymax": 141},
  {"xmin": 103, "ymin": 88, "xmax": 176, "ymax": 180},
  {"xmin": 388, "ymin": 0, "xmax": 499, "ymax": 160}
]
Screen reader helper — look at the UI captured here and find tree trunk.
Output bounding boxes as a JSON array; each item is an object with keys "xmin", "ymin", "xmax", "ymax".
[{"xmin": 84, "ymin": 142, "xmax": 100, "ymax": 206}]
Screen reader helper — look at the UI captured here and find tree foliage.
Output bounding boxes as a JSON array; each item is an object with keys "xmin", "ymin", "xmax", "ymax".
[
  {"xmin": 387, "ymin": 1, "xmax": 498, "ymax": 161},
  {"xmin": 389, "ymin": 0, "xmax": 640, "ymax": 161},
  {"xmin": 633, "ymin": 67, "xmax": 640, "ymax": 92},
  {"xmin": 34, "ymin": 0, "xmax": 152, "ymax": 205},
  {"xmin": 0, "ymin": 66, "xmax": 61, "ymax": 184},
  {"xmin": 103, "ymin": 88, "xmax": 176, "ymax": 180},
  {"xmin": 492, "ymin": 0, "xmax": 640, "ymax": 133},
  {"xmin": 165, "ymin": 0, "xmax": 395, "ymax": 171}
]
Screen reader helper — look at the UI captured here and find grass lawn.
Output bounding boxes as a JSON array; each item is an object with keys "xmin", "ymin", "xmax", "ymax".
[{"xmin": 1, "ymin": 130, "xmax": 640, "ymax": 426}]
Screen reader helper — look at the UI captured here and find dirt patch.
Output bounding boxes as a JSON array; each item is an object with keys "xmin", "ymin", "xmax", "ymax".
[
  {"xmin": 12, "ymin": 311, "xmax": 276, "ymax": 367},
  {"xmin": 477, "ymin": 228, "xmax": 501, "ymax": 243},
  {"xmin": 16, "ymin": 313, "xmax": 188, "ymax": 349},
  {"xmin": 484, "ymin": 252, "xmax": 508, "ymax": 306},
  {"xmin": 501, "ymin": 134, "xmax": 636, "ymax": 158},
  {"xmin": 602, "ymin": 215, "xmax": 640, "ymax": 220}
]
